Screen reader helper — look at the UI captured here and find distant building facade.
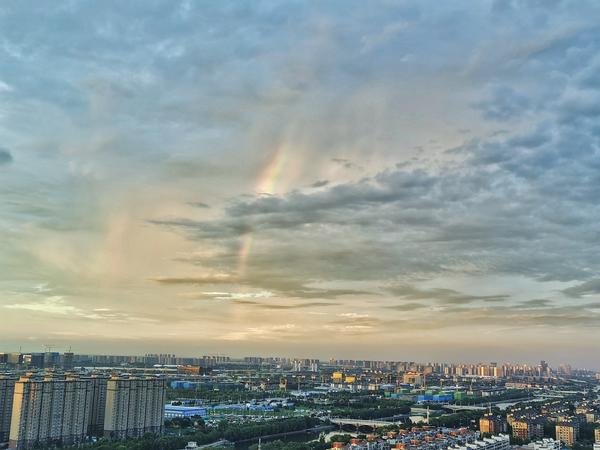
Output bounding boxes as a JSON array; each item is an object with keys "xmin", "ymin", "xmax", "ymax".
[
  {"xmin": 0, "ymin": 376, "xmax": 16, "ymax": 443},
  {"xmin": 87, "ymin": 374, "xmax": 109, "ymax": 436}
]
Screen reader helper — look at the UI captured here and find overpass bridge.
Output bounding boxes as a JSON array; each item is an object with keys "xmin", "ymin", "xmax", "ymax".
[
  {"xmin": 442, "ymin": 404, "xmax": 487, "ymax": 411},
  {"xmin": 329, "ymin": 417, "xmax": 404, "ymax": 428}
]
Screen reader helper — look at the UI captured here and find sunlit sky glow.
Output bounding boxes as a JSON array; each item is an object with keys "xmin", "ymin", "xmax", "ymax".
[{"xmin": 2, "ymin": 1, "xmax": 600, "ymax": 368}]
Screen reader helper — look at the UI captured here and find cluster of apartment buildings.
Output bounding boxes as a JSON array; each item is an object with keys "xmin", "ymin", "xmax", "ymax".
[
  {"xmin": 479, "ymin": 398, "xmax": 600, "ymax": 447},
  {"xmin": 507, "ymin": 402, "xmax": 583, "ymax": 446},
  {"xmin": 328, "ymin": 428, "xmax": 510, "ymax": 450},
  {"xmin": 0, "ymin": 372, "xmax": 166, "ymax": 450}
]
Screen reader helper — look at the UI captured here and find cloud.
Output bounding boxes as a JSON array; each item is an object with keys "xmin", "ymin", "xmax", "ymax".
[
  {"xmin": 4, "ymin": 296, "xmax": 77, "ymax": 315},
  {"xmin": 563, "ymin": 279, "xmax": 600, "ymax": 298},
  {"xmin": 474, "ymin": 85, "xmax": 531, "ymax": 121},
  {"xmin": 331, "ymin": 158, "xmax": 358, "ymax": 170},
  {"xmin": 152, "ymin": 275, "xmax": 372, "ymax": 299},
  {"xmin": 386, "ymin": 302, "xmax": 429, "ymax": 311},
  {"xmin": 386, "ymin": 285, "xmax": 509, "ymax": 305},
  {"xmin": 189, "ymin": 201, "xmax": 210, "ymax": 208},
  {"xmin": 2, "ymin": 0, "xmax": 600, "ymax": 362},
  {"xmin": 517, "ymin": 299, "xmax": 552, "ymax": 308},
  {"xmin": 0, "ymin": 148, "xmax": 13, "ymax": 165},
  {"xmin": 311, "ymin": 180, "xmax": 329, "ymax": 188},
  {"xmin": 219, "ymin": 324, "xmax": 297, "ymax": 342},
  {"xmin": 251, "ymin": 301, "xmax": 338, "ymax": 310}
]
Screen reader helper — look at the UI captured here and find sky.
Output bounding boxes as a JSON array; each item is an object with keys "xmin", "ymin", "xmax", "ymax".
[{"xmin": 1, "ymin": 0, "xmax": 600, "ymax": 369}]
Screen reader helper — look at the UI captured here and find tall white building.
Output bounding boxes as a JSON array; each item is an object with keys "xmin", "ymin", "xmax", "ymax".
[
  {"xmin": 8, "ymin": 374, "xmax": 92, "ymax": 450},
  {"xmin": 104, "ymin": 376, "xmax": 166, "ymax": 440}
]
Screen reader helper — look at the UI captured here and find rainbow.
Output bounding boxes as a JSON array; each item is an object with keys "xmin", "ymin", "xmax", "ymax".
[
  {"xmin": 237, "ymin": 144, "xmax": 288, "ymax": 276},
  {"xmin": 257, "ymin": 144, "xmax": 287, "ymax": 194}
]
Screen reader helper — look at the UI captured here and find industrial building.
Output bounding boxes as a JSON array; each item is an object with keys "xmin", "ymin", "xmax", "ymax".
[{"xmin": 164, "ymin": 405, "xmax": 207, "ymax": 419}]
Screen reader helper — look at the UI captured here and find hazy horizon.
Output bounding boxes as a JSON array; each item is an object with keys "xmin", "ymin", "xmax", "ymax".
[{"xmin": 2, "ymin": 1, "xmax": 600, "ymax": 370}]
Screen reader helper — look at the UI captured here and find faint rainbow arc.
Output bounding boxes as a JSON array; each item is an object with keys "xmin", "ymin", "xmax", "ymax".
[{"xmin": 237, "ymin": 145, "xmax": 287, "ymax": 276}]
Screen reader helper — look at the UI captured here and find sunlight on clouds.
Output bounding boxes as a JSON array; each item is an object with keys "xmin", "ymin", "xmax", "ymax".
[{"xmin": 0, "ymin": 0, "xmax": 600, "ymax": 366}]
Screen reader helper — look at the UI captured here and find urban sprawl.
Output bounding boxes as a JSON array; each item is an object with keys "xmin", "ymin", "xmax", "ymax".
[{"xmin": 0, "ymin": 352, "xmax": 599, "ymax": 450}]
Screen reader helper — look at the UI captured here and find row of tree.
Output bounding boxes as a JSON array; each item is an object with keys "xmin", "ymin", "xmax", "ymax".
[{"xmin": 62, "ymin": 416, "xmax": 322, "ymax": 450}]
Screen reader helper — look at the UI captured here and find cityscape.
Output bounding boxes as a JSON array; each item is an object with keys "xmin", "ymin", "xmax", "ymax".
[
  {"xmin": 1, "ymin": 352, "xmax": 600, "ymax": 450},
  {"xmin": 2, "ymin": 1, "xmax": 600, "ymax": 450}
]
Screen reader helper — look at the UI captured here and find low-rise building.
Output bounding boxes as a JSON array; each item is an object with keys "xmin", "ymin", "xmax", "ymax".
[
  {"xmin": 527, "ymin": 438, "xmax": 561, "ymax": 450},
  {"xmin": 448, "ymin": 434, "xmax": 510, "ymax": 450},
  {"xmin": 164, "ymin": 405, "xmax": 207, "ymax": 419}
]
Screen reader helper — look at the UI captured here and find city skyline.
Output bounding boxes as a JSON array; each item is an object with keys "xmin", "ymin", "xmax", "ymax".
[
  {"xmin": 0, "ymin": 349, "xmax": 588, "ymax": 373},
  {"xmin": 2, "ymin": 1, "xmax": 600, "ymax": 368}
]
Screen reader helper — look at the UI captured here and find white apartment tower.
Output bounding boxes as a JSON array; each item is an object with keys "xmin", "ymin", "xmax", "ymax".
[
  {"xmin": 103, "ymin": 376, "xmax": 166, "ymax": 440},
  {"xmin": 8, "ymin": 374, "xmax": 92, "ymax": 450}
]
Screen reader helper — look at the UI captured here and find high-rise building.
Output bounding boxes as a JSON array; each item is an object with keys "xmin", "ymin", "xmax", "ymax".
[
  {"xmin": 86, "ymin": 374, "xmax": 109, "ymax": 436},
  {"xmin": 62, "ymin": 352, "xmax": 74, "ymax": 370},
  {"xmin": 512, "ymin": 419, "xmax": 544, "ymax": 441},
  {"xmin": 8, "ymin": 374, "xmax": 92, "ymax": 450},
  {"xmin": 0, "ymin": 376, "xmax": 16, "ymax": 443},
  {"xmin": 22, "ymin": 354, "xmax": 44, "ymax": 369},
  {"xmin": 480, "ymin": 414, "xmax": 507, "ymax": 435},
  {"xmin": 7, "ymin": 354, "xmax": 23, "ymax": 367},
  {"xmin": 43, "ymin": 352, "xmax": 60, "ymax": 368},
  {"xmin": 103, "ymin": 376, "xmax": 166, "ymax": 440},
  {"xmin": 556, "ymin": 422, "xmax": 578, "ymax": 447}
]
